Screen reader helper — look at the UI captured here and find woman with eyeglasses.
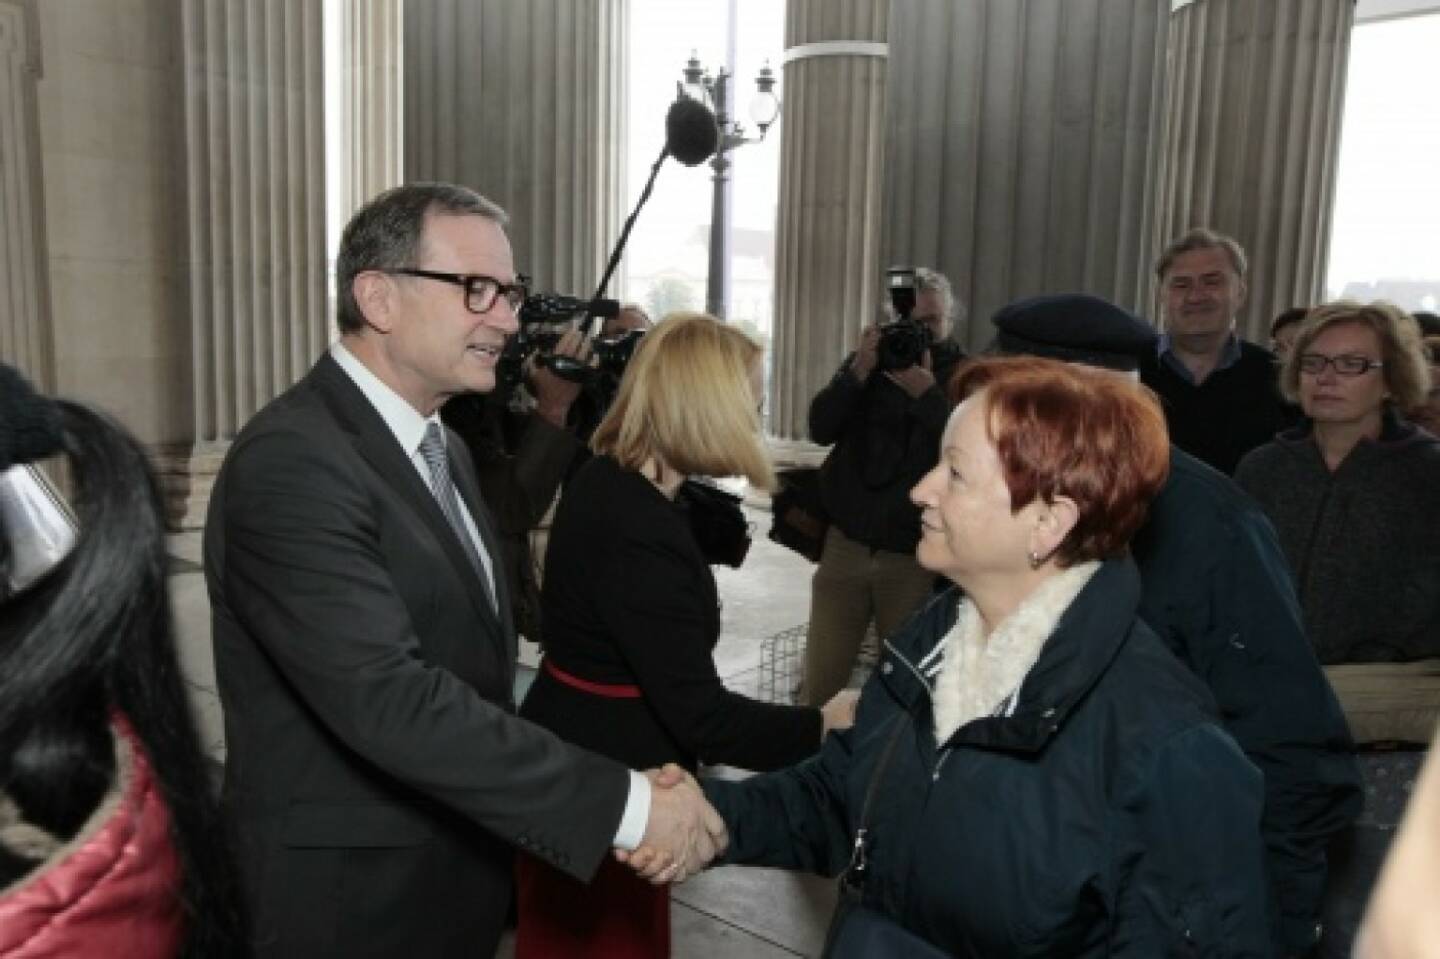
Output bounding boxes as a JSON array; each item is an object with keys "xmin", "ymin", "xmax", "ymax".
[
  {"xmin": 1236, "ymin": 302, "xmax": 1440, "ymax": 955},
  {"xmin": 1235, "ymin": 301, "xmax": 1439, "ymax": 672}
]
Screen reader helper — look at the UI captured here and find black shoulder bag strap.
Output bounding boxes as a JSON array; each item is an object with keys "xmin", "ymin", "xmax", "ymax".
[
  {"xmin": 841, "ymin": 712, "xmax": 909, "ymax": 895},
  {"xmin": 824, "ymin": 707, "xmax": 955, "ymax": 958}
]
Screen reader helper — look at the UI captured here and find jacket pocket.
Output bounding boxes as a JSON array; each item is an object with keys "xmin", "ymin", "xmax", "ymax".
[{"xmin": 282, "ymin": 800, "xmax": 435, "ymax": 848}]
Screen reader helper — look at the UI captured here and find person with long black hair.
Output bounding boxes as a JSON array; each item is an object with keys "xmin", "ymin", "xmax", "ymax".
[{"xmin": 0, "ymin": 363, "xmax": 245, "ymax": 957}]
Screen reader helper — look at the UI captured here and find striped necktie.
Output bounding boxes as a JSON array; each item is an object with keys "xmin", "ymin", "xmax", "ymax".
[{"xmin": 418, "ymin": 422, "xmax": 496, "ymax": 612}]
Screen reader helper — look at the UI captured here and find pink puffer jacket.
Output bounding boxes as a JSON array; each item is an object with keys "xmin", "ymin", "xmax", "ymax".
[{"xmin": 0, "ymin": 717, "xmax": 183, "ymax": 957}]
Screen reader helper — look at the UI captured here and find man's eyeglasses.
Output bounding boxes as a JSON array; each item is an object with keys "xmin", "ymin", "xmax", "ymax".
[
  {"xmin": 384, "ymin": 268, "xmax": 529, "ymax": 314},
  {"xmin": 1297, "ymin": 353, "xmax": 1384, "ymax": 377}
]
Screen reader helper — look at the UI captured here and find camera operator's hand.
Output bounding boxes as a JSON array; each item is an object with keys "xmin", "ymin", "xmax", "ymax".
[
  {"xmin": 850, "ymin": 325, "xmax": 882, "ymax": 383},
  {"xmin": 884, "ymin": 349, "xmax": 935, "ymax": 400},
  {"xmin": 529, "ymin": 328, "xmax": 593, "ymax": 428}
]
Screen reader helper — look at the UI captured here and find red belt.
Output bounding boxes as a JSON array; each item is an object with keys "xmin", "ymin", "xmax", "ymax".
[{"xmin": 542, "ymin": 658, "xmax": 643, "ymax": 699}]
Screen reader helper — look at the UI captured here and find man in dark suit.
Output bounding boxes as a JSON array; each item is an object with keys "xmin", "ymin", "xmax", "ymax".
[{"xmin": 205, "ymin": 182, "xmax": 722, "ymax": 957}]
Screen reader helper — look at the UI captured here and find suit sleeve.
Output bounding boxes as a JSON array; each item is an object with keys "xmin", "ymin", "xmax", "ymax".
[
  {"xmin": 1111, "ymin": 725, "xmax": 1273, "ymax": 958},
  {"xmin": 594, "ymin": 527, "xmax": 823, "ymax": 771},
  {"xmin": 218, "ymin": 425, "xmax": 629, "ymax": 882}
]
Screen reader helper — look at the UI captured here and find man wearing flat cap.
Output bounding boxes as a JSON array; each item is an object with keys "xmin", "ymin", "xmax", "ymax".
[{"xmin": 990, "ymin": 293, "xmax": 1362, "ymax": 959}]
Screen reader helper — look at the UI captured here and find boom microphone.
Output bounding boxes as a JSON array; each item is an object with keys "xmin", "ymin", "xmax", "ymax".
[
  {"xmin": 592, "ymin": 95, "xmax": 720, "ymax": 302},
  {"xmin": 665, "ymin": 97, "xmax": 719, "ymax": 167}
]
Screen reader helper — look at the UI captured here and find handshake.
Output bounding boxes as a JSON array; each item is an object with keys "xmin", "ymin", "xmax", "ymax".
[
  {"xmin": 610, "ymin": 689, "xmax": 859, "ymax": 885},
  {"xmin": 614, "ymin": 764, "xmax": 726, "ymax": 885}
]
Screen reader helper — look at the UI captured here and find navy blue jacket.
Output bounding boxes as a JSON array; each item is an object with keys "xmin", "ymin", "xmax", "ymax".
[
  {"xmin": 707, "ymin": 560, "xmax": 1273, "ymax": 957},
  {"xmin": 1134, "ymin": 449, "xmax": 1361, "ymax": 952}
]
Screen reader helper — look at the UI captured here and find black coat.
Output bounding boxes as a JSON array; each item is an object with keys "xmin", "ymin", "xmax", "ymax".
[
  {"xmin": 1132, "ymin": 448, "xmax": 1361, "ymax": 952},
  {"xmin": 706, "ymin": 560, "xmax": 1272, "ymax": 957},
  {"xmin": 809, "ymin": 340, "xmax": 965, "ymax": 554},
  {"xmin": 520, "ymin": 455, "xmax": 822, "ymax": 772},
  {"xmin": 206, "ymin": 355, "xmax": 629, "ymax": 958},
  {"xmin": 1141, "ymin": 339, "xmax": 1288, "ymax": 476}
]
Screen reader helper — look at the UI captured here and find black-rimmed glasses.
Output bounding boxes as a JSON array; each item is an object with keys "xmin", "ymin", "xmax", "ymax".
[
  {"xmin": 384, "ymin": 268, "xmax": 529, "ymax": 314},
  {"xmin": 1297, "ymin": 353, "xmax": 1384, "ymax": 377}
]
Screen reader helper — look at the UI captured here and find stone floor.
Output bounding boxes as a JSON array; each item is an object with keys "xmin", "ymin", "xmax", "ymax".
[{"xmin": 168, "ymin": 501, "xmax": 844, "ymax": 958}]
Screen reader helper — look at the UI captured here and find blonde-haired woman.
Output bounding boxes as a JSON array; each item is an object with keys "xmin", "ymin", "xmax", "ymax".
[
  {"xmin": 516, "ymin": 313, "xmax": 855, "ymax": 958},
  {"xmin": 1236, "ymin": 301, "xmax": 1440, "ymax": 955},
  {"xmin": 1235, "ymin": 301, "xmax": 1438, "ymax": 670}
]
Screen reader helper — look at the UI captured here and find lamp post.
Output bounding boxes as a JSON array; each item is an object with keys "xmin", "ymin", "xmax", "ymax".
[{"xmin": 681, "ymin": 53, "xmax": 781, "ymax": 320}]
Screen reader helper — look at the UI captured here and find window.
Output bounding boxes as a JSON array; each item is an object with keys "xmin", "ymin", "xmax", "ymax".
[
  {"xmin": 622, "ymin": 0, "xmax": 784, "ymax": 340},
  {"xmin": 1326, "ymin": 5, "xmax": 1440, "ymax": 312}
]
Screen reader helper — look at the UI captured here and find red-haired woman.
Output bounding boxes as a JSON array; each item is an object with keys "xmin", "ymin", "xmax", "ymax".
[{"xmin": 677, "ymin": 357, "xmax": 1271, "ymax": 955}]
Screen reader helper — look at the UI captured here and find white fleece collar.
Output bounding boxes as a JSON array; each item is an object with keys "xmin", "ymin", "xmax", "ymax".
[{"xmin": 932, "ymin": 561, "xmax": 1100, "ymax": 744}]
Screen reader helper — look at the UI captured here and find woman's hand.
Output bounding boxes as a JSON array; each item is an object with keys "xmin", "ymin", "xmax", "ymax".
[{"xmin": 821, "ymin": 689, "xmax": 861, "ymax": 736}]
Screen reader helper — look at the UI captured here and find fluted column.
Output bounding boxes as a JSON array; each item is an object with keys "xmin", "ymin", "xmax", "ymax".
[
  {"xmin": 404, "ymin": 0, "xmax": 626, "ymax": 298},
  {"xmin": 341, "ymin": 0, "xmax": 403, "ymax": 219},
  {"xmin": 1150, "ymin": 0, "xmax": 1353, "ymax": 339},
  {"xmin": 0, "ymin": 0, "xmax": 53, "ymax": 389},
  {"xmin": 769, "ymin": 0, "xmax": 890, "ymax": 442},
  {"xmin": 882, "ymin": 0, "xmax": 1168, "ymax": 350},
  {"xmin": 169, "ymin": 0, "xmax": 328, "ymax": 526}
]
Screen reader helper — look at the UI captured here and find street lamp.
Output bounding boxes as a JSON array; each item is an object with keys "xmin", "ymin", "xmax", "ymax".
[{"xmin": 680, "ymin": 52, "xmax": 781, "ymax": 319}]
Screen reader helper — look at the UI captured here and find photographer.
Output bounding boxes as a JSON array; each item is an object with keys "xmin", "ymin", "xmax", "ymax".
[{"xmin": 804, "ymin": 267, "xmax": 966, "ymax": 706}]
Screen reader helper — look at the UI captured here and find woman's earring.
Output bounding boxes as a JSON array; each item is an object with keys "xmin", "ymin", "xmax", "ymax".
[{"xmin": 1028, "ymin": 549, "xmax": 1042, "ymax": 569}]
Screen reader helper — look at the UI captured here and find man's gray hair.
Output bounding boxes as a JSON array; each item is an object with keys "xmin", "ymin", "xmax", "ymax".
[
  {"xmin": 336, "ymin": 182, "xmax": 508, "ymax": 334},
  {"xmin": 1154, "ymin": 227, "xmax": 1248, "ymax": 281},
  {"xmin": 914, "ymin": 267, "xmax": 956, "ymax": 320}
]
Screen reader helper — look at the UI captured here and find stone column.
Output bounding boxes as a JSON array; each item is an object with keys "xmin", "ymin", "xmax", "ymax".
[
  {"xmin": 769, "ymin": 0, "xmax": 890, "ymax": 442},
  {"xmin": 168, "ymin": 0, "xmax": 329, "ymax": 526},
  {"xmin": 404, "ymin": 0, "xmax": 627, "ymax": 299},
  {"xmin": 1150, "ymin": 0, "xmax": 1353, "ymax": 339},
  {"xmin": 0, "ymin": 0, "xmax": 53, "ymax": 389},
  {"xmin": 882, "ymin": 0, "xmax": 1168, "ymax": 350},
  {"xmin": 341, "ymin": 0, "xmax": 404, "ymax": 219}
]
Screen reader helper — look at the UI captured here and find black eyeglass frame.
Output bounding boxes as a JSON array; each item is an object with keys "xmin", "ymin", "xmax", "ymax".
[
  {"xmin": 1296, "ymin": 352, "xmax": 1385, "ymax": 377},
  {"xmin": 383, "ymin": 268, "xmax": 530, "ymax": 314}
]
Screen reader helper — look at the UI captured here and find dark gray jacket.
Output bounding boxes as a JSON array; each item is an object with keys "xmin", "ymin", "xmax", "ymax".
[{"xmin": 1234, "ymin": 411, "xmax": 1440, "ymax": 665}]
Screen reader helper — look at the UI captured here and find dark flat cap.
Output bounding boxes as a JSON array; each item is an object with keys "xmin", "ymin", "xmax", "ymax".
[{"xmin": 991, "ymin": 294, "xmax": 1158, "ymax": 372}]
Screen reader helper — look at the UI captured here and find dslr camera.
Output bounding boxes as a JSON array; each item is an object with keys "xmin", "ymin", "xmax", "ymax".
[{"xmin": 878, "ymin": 267, "xmax": 932, "ymax": 372}]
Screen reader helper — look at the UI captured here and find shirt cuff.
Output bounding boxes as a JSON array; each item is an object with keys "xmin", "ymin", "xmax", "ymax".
[{"xmin": 611, "ymin": 770, "xmax": 652, "ymax": 851}]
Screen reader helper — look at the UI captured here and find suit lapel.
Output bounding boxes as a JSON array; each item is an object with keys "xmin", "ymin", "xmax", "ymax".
[{"xmin": 309, "ymin": 356, "xmax": 507, "ymax": 641}]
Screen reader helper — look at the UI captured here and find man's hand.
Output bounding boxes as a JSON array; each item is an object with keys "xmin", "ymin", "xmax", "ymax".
[
  {"xmin": 850, "ymin": 325, "xmax": 882, "ymax": 383},
  {"xmin": 884, "ymin": 349, "xmax": 935, "ymax": 399},
  {"xmin": 820, "ymin": 689, "xmax": 860, "ymax": 737},
  {"xmin": 614, "ymin": 764, "xmax": 727, "ymax": 884},
  {"xmin": 529, "ymin": 328, "xmax": 592, "ymax": 428}
]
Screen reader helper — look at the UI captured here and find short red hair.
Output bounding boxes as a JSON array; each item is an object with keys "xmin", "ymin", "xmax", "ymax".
[{"xmin": 949, "ymin": 357, "xmax": 1170, "ymax": 565}]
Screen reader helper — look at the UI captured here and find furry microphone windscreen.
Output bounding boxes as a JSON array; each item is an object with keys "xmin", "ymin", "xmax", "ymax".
[
  {"xmin": 0, "ymin": 365, "xmax": 64, "ymax": 471},
  {"xmin": 665, "ymin": 97, "xmax": 720, "ymax": 167}
]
